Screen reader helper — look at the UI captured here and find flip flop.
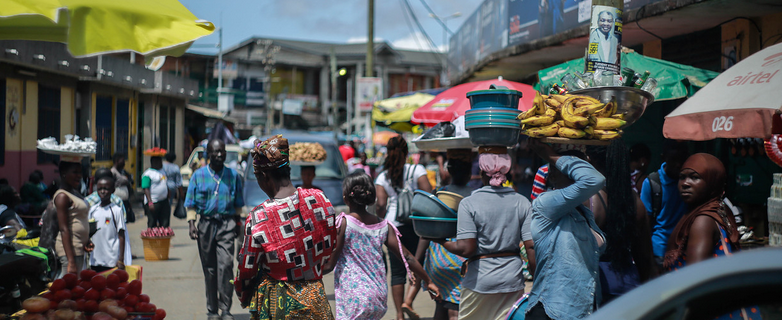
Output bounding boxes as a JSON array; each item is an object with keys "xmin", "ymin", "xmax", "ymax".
[{"xmin": 401, "ymin": 306, "xmax": 420, "ymax": 320}]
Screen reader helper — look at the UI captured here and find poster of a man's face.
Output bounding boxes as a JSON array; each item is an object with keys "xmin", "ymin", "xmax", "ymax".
[{"xmin": 598, "ymin": 11, "xmax": 614, "ymax": 36}]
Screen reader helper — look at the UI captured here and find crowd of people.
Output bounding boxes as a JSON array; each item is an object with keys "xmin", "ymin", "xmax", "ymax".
[{"xmin": 0, "ymin": 132, "xmax": 750, "ymax": 320}]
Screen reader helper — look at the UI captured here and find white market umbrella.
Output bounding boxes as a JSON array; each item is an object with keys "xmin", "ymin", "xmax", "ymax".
[{"xmin": 664, "ymin": 42, "xmax": 782, "ymax": 140}]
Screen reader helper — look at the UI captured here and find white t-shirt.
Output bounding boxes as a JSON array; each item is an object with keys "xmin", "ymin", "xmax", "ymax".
[
  {"xmin": 89, "ymin": 203, "xmax": 126, "ymax": 268},
  {"xmin": 141, "ymin": 168, "xmax": 168, "ymax": 204},
  {"xmin": 375, "ymin": 164, "xmax": 428, "ymax": 226}
]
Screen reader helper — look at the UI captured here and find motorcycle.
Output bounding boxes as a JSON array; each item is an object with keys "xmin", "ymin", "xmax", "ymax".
[{"xmin": 0, "ymin": 225, "xmax": 52, "ymax": 314}]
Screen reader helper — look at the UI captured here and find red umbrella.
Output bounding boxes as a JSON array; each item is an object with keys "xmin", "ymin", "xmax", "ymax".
[{"xmin": 410, "ymin": 77, "xmax": 536, "ymax": 126}]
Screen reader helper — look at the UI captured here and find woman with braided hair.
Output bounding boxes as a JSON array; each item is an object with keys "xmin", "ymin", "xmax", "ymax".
[
  {"xmin": 375, "ymin": 135, "xmax": 433, "ymax": 320},
  {"xmin": 234, "ymin": 134, "xmax": 338, "ymax": 320},
  {"xmin": 323, "ymin": 171, "xmax": 439, "ymax": 319}
]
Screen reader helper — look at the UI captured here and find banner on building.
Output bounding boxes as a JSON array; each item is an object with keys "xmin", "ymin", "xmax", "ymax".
[
  {"xmin": 282, "ymin": 99, "xmax": 304, "ymax": 115},
  {"xmin": 356, "ymin": 77, "xmax": 383, "ymax": 112},
  {"xmin": 213, "ymin": 60, "xmax": 238, "ymax": 79}
]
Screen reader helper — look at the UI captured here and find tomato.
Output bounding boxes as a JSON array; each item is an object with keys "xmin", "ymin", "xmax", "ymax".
[
  {"xmin": 62, "ymin": 273, "xmax": 78, "ymax": 289},
  {"xmin": 70, "ymin": 286, "xmax": 85, "ymax": 300},
  {"xmin": 91, "ymin": 275, "xmax": 107, "ymax": 291},
  {"xmin": 75, "ymin": 298, "xmax": 86, "ymax": 311},
  {"xmin": 83, "ymin": 288, "xmax": 100, "ymax": 301},
  {"xmin": 123, "ymin": 295, "xmax": 138, "ymax": 307},
  {"xmin": 114, "ymin": 287, "xmax": 128, "ymax": 300},
  {"xmin": 78, "ymin": 280, "xmax": 92, "ymax": 290},
  {"xmin": 50, "ymin": 279, "xmax": 67, "ymax": 292},
  {"xmin": 135, "ymin": 302, "xmax": 150, "ymax": 313},
  {"xmin": 100, "ymin": 288, "xmax": 115, "ymax": 300},
  {"xmin": 124, "ymin": 306, "xmax": 134, "ymax": 313},
  {"xmin": 83, "ymin": 300, "xmax": 99, "ymax": 313},
  {"xmin": 113, "ymin": 269, "xmax": 129, "ymax": 283},
  {"xmin": 147, "ymin": 303, "xmax": 157, "ymax": 312},
  {"xmin": 138, "ymin": 294, "xmax": 150, "ymax": 303},
  {"xmin": 106, "ymin": 274, "xmax": 120, "ymax": 290},
  {"xmin": 127, "ymin": 280, "xmax": 142, "ymax": 296},
  {"xmin": 80, "ymin": 269, "xmax": 97, "ymax": 281},
  {"xmin": 41, "ymin": 292, "xmax": 55, "ymax": 301},
  {"xmin": 154, "ymin": 308, "xmax": 167, "ymax": 320},
  {"xmin": 54, "ymin": 289, "xmax": 71, "ymax": 302}
]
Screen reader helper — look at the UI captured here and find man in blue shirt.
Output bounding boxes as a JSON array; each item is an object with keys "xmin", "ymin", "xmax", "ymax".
[
  {"xmin": 640, "ymin": 141, "xmax": 689, "ymax": 270},
  {"xmin": 162, "ymin": 152, "xmax": 183, "ymax": 205},
  {"xmin": 526, "ymin": 141, "xmax": 606, "ymax": 320},
  {"xmin": 185, "ymin": 139, "xmax": 244, "ymax": 320}
]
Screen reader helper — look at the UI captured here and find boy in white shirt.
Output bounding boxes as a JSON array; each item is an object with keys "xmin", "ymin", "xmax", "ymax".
[
  {"xmin": 142, "ymin": 156, "xmax": 170, "ymax": 228},
  {"xmin": 89, "ymin": 176, "xmax": 126, "ymax": 272}
]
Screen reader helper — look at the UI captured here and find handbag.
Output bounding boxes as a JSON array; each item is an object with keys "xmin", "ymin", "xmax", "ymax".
[
  {"xmin": 114, "ymin": 186, "xmax": 129, "ymax": 201},
  {"xmin": 173, "ymin": 200, "xmax": 187, "ymax": 219},
  {"xmin": 391, "ymin": 166, "xmax": 415, "ymax": 225}
]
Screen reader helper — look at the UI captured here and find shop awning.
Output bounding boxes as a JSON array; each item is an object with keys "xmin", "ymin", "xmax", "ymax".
[
  {"xmin": 372, "ymin": 93, "xmax": 435, "ymax": 132},
  {"xmin": 186, "ymin": 104, "xmax": 235, "ymax": 123},
  {"xmin": 537, "ymin": 51, "xmax": 720, "ymax": 101}
]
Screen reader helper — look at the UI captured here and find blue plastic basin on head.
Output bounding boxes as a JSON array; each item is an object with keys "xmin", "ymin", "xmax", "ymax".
[
  {"xmin": 465, "ymin": 114, "xmax": 520, "ymax": 121},
  {"xmin": 410, "ymin": 215, "xmax": 458, "ymax": 239},
  {"xmin": 466, "ymin": 89, "xmax": 523, "ymax": 110},
  {"xmin": 467, "ymin": 126, "xmax": 521, "ymax": 147},
  {"xmin": 411, "ymin": 190, "xmax": 457, "ymax": 218}
]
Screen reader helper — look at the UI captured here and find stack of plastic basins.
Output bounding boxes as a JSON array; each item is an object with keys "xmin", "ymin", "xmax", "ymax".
[{"xmin": 464, "ymin": 88, "xmax": 523, "ymax": 147}]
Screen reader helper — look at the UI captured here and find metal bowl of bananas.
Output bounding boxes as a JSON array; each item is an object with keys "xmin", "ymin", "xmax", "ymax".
[{"xmin": 519, "ymin": 87, "xmax": 653, "ymax": 142}]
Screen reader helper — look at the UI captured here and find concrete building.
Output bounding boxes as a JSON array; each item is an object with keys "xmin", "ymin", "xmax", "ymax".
[
  {"xmin": 176, "ymin": 37, "xmax": 445, "ymax": 137},
  {"xmin": 0, "ymin": 40, "xmax": 198, "ymax": 190}
]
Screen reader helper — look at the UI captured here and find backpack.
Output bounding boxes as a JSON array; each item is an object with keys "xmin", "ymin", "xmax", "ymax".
[
  {"xmin": 647, "ymin": 172, "xmax": 663, "ymax": 218},
  {"xmin": 38, "ymin": 201, "xmax": 59, "ymax": 250},
  {"xmin": 391, "ymin": 165, "xmax": 416, "ymax": 225}
]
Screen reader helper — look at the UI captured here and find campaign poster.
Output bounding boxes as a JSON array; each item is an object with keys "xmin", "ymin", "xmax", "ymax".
[
  {"xmin": 356, "ymin": 77, "xmax": 383, "ymax": 112},
  {"xmin": 508, "ymin": 0, "xmax": 540, "ymax": 46},
  {"xmin": 585, "ymin": 5, "xmax": 622, "ymax": 73}
]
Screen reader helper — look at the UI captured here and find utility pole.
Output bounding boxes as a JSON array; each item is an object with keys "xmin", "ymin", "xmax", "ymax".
[
  {"xmin": 366, "ymin": 0, "xmax": 374, "ymax": 78},
  {"xmin": 217, "ymin": 26, "xmax": 223, "ymax": 94},
  {"xmin": 330, "ymin": 47, "xmax": 338, "ymax": 139}
]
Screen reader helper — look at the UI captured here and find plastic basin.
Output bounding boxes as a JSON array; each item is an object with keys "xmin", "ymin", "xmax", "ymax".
[
  {"xmin": 569, "ymin": 86, "xmax": 654, "ymax": 129},
  {"xmin": 466, "ymin": 89, "xmax": 523, "ymax": 109},
  {"xmin": 412, "ymin": 190, "xmax": 457, "ymax": 218},
  {"xmin": 467, "ymin": 127, "xmax": 521, "ymax": 147},
  {"xmin": 465, "ymin": 109, "xmax": 522, "ymax": 116},
  {"xmin": 411, "ymin": 215, "xmax": 458, "ymax": 239},
  {"xmin": 436, "ymin": 191, "xmax": 464, "ymax": 211},
  {"xmin": 465, "ymin": 114, "xmax": 520, "ymax": 121}
]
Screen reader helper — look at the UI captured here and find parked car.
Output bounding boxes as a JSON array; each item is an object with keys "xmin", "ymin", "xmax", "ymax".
[
  {"xmin": 180, "ymin": 144, "xmax": 245, "ymax": 188},
  {"xmin": 242, "ymin": 133, "xmax": 348, "ymax": 214},
  {"xmin": 587, "ymin": 247, "xmax": 782, "ymax": 320}
]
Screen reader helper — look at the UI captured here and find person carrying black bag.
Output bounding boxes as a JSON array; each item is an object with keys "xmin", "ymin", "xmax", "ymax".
[{"xmin": 375, "ymin": 136, "xmax": 432, "ymax": 320}]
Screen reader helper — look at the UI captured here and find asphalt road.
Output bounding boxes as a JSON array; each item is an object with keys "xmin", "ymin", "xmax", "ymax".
[{"xmin": 126, "ymin": 205, "xmax": 439, "ymax": 320}]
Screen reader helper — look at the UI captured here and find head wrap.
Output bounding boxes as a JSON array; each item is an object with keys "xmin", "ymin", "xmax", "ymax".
[
  {"xmin": 478, "ymin": 153, "xmax": 511, "ymax": 187},
  {"xmin": 251, "ymin": 135, "xmax": 289, "ymax": 172},
  {"xmin": 664, "ymin": 153, "xmax": 738, "ymax": 268}
]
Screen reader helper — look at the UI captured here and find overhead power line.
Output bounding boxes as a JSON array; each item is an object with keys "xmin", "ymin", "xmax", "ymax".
[
  {"xmin": 398, "ymin": 0, "xmax": 425, "ymax": 51},
  {"xmin": 416, "ymin": 0, "xmax": 454, "ymax": 35}
]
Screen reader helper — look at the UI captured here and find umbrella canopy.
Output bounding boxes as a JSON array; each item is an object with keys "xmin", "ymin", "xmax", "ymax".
[
  {"xmin": 664, "ymin": 42, "xmax": 782, "ymax": 141},
  {"xmin": 537, "ymin": 51, "xmax": 720, "ymax": 101},
  {"xmin": 411, "ymin": 78, "xmax": 536, "ymax": 126},
  {"xmin": 372, "ymin": 93, "xmax": 435, "ymax": 132},
  {"xmin": 0, "ymin": 0, "xmax": 215, "ymax": 58}
]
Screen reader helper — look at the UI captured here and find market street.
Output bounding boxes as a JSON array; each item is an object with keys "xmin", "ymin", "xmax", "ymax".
[{"xmin": 125, "ymin": 204, "xmax": 442, "ymax": 320}]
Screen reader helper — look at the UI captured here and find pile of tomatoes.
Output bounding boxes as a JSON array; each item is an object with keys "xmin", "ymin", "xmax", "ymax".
[{"xmin": 20, "ymin": 269, "xmax": 166, "ymax": 320}]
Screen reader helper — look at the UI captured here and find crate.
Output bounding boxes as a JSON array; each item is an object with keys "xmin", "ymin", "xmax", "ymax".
[{"xmin": 141, "ymin": 237, "xmax": 171, "ymax": 261}]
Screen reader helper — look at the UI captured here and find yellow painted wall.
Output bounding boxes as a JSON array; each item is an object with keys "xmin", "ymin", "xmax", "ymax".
[
  {"xmin": 22, "ymin": 81, "xmax": 38, "ymax": 152},
  {"xmin": 60, "ymin": 87, "xmax": 74, "ymax": 142},
  {"xmin": 5, "ymin": 78, "xmax": 23, "ymax": 152}
]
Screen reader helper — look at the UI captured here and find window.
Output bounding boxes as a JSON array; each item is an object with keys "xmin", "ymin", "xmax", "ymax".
[
  {"xmin": 38, "ymin": 85, "xmax": 61, "ymax": 164},
  {"xmin": 158, "ymin": 105, "xmax": 169, "ymax": 149},
  {"xmin": 0, "ymin": 79, "xmax": 5, "ymax": 165},
  {"xmin": 115, "ymin": 99, "xmax": 130, "ymax": 157},
  {"xmin": 95, "ymin": 96, "xmax": 112, "ymax": 161}
]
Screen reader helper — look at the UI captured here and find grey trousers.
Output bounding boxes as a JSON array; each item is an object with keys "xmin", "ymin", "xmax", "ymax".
[{"xmin": 197, "ymin": 216, "xmax": 236, "ymax": 315}]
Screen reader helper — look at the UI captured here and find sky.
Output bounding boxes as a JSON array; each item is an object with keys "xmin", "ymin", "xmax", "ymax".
[{"xmin": 180, "ymin": 0, "xmax": 480, "ymax": 55}]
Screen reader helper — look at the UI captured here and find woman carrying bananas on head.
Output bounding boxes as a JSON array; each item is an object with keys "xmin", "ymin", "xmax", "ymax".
[{"xmin": 520, "ymin": 92, "xmax": 625, "ymax": 141}]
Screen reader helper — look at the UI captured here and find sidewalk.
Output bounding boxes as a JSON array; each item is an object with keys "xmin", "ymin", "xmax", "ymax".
[{"xmin": 126, "ymin": 204, "xmax": 439, "ymax": 320}]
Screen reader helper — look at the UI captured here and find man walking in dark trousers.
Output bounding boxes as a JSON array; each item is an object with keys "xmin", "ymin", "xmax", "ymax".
[{"xmin": 185, "ymin": 140, "xmax": 244, "ymax": 320}]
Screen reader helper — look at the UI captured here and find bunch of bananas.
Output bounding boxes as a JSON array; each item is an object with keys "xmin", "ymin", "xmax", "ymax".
[{"xmin": 518, "ymin": 92, "xmax": 626, "ymax": 140}]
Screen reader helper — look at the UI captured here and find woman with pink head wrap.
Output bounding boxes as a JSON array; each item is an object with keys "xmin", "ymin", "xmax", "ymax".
[
  {"xmin": 477, "ymin": 146, "xmax": 512, "ymax": 187},
  {"xmin": 434, "ymin": 145, "xmax": 536, "ymax": 319}
]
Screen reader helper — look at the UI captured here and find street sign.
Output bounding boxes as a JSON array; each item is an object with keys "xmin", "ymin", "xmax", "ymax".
[{"xmin": 356, "ymin": 77, "xmax": 383, "ymax": 112}]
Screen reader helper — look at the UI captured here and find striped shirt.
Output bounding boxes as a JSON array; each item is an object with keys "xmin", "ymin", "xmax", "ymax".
[
  {"xmin": 184, "ymin": 166, "xmax": 244, "ymax": 216},
  {"xmin": 530, "ymin": 164, "xmax": 549, "ymax": 200},
  {"xmin": 424, "ymin": 241, "xmax": 466, "ymax": 304}
]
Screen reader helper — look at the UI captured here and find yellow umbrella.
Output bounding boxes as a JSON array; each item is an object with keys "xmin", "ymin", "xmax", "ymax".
[
  {"xmin": 0, "ymin": 0, "xmax": 214, "ymax": 58},
  {"xmin": 372, "ymin": 93, "xmax": 434, "ymax": 132}
]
